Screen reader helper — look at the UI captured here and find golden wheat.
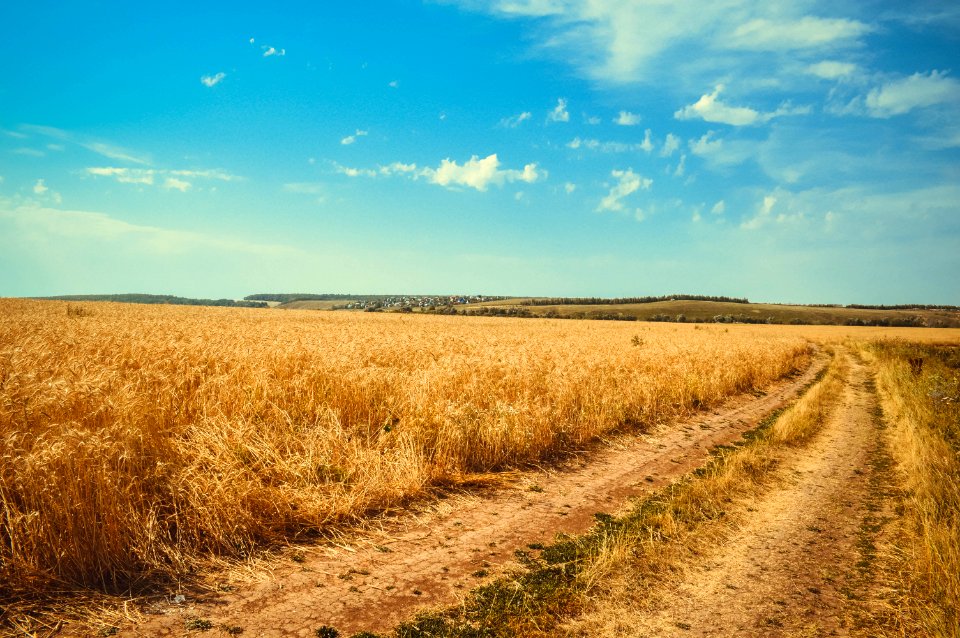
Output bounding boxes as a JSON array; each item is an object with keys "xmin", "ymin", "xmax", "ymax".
[{"xmin": 0, "ymin": 299, "xmax": 816, "ymax": 600}]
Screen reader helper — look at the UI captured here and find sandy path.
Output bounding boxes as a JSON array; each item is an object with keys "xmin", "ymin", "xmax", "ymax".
[
  {"xmin": 611, "ymin": 349, "xmax": 879, "ymax": 637},
  {"xmin": 118, "ymin": 355, "xmax": 825, "ymax": 638}
]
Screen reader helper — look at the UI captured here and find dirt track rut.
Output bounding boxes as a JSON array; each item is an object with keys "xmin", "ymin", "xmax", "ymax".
[
  {"xmin": 120, "ymin": 355, "xmax": 826, "ymax": 637},
  {"xmin": 590, "ymin": 349, "xmax": 882, "ymax": 636}
]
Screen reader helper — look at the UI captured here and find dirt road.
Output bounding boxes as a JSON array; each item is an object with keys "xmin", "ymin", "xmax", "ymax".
[
  {"xmin": 114, "ymin": 354, "xmax": 826, "ymax": 638},
  {"xmin": 573, "ymin": 349, "xmax": 886, "ymax": 637}
]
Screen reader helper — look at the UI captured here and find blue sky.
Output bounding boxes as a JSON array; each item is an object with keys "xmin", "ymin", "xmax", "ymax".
[{"xmin": 1, "ymin": 1, "xmax": 958, "ymax": 303}]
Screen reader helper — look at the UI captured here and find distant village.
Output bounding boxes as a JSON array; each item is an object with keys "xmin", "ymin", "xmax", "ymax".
[{"xmin": 340, "ymin": 295, "xmax": 498, "ymax": 311}]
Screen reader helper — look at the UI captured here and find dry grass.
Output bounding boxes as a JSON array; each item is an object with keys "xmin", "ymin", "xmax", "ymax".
[
  {"xmin": 867, "ymin": 341, "xmax": 960, "ymax": 637},
  {"xmin": 0, "ymin": 299, "xmax": 813, "ymax": 613}
]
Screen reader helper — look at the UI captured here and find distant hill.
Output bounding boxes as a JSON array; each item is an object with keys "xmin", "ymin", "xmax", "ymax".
[{"xmin": 36, "ymin": 294, "xmax": 267, "ymax": 308}]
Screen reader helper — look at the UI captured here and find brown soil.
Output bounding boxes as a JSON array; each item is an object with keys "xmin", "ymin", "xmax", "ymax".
[
  {"xmin": 576, "ymin": 349, "xmax": 884, "ymax": 637},
  {"xmin": 109, "ymin": 355, "xmax": 826, "ymax": 638}
]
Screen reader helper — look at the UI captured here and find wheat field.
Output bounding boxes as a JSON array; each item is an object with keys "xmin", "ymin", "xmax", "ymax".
[{"xmin": 0, "ymin": 299, "xmax": 816, "ymax": 601}]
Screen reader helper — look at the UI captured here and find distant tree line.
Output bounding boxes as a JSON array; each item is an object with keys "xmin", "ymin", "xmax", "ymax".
[
  {"xmin": 245, "ymin": 293, "xmax": 370, "ymax": 303},
  {"xmin": 425, "ymin": 306, "xmax": 948, "ymax": 327},
  {"xmin": 845, "ymin": 304, "xmax": 960, "ymax": 311},
  {"xmin": 520, "ymin": 294, "xmax": 750, "ymax": 306},
  {"xmin": 38, "ymin": 294, "xmax": 267, "ymax": 308}
]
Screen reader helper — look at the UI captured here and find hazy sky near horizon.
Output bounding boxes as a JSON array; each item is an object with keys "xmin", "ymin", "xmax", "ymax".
[{"xmin": 2, "ymin": 1, "xmax": 958, "ymax": 304}]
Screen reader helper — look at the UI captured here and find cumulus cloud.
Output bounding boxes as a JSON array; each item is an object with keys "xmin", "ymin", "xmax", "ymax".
[
  {"xmin": 864, "ymin": 70, "xmax": 960, "ymax": 117},
  {"xmin": 564, "ymin": 182, "xmax": 576, "ymax": 194},
  {"xmin": 200, "ymin": 72, "xmax": 226, "ymax": 87},
  {"xmin": 425, "ymin": 154, "xmax": 542, "ymax": 191},
  {"xmin": 500, "ymin": 111, "xmax": 532, "ymax": 128},
  {"xmin": 33, "ymin": 179, "xmax": 48, "ymax": 195},
  {"xmin": 806, "ymin": 61, "xmax": 857, "ymax": 79},
  {"xmin": 597, "ymin": 169, "xmax": 652, "ymax": 213},
  {"xmin": 728, "ymin": 17, "xmax": 870, "ymax": 51},
  {"xmin": 262, "ymin": 45, "xmax": 286, "ymax": 57},
  {"xmin": 548, "ymin": 98, "xmax": 569, "ymax": 122},
  {"xmin": 711, "ymin": 200, "xmax": 726, "ymax": 215},
  {"xmin": 689, "ymin": 131, "xmax": 723, "ymax": 157},
  {"xmin": 661, "ymin": 133, "xmax": 680, "ymax": 157},
  {"xmin": 163, "ymin": 177, "xmax": 191, "ymax": 192},
  {"xmin": 335, "ymin": 154, "xmax": 543, "ymax": 192},
  {"xmin": 675, "ymin": 85, "xmax": 810, "ymax": 126},
  {"xmin": 741, "ymin": 194, "xmax": 778, "ymax": 229},
  {"xmin": 341, "ymin": 129, "xmax": 369, "ymax": 145},
  {"xmin": 388, "ymin": 80, "xmax": 399, "ymax": 88},
  {"xmin": 615, "ymin": 110, "xmax": 642, "ymax": 126},
  {"xmin": 640, "ymin": 129, "xmax": 653, "ymax": 152}
]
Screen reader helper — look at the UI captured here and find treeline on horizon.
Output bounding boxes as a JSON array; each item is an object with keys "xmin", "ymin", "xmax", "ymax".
[
  {"xmin": 245, "ymin": 293, "xmax": 368, "ymax": 303},
  {"xmin": 520, "ymin": 294, "xmax": 750, "ymax": 306},
  {"xmin": 428, "ymin": 306, "xmax": 954, "ymax": 328},
  {"xmin": 36, "ymin": 294, "xmax": 268, "ymax": 308}
]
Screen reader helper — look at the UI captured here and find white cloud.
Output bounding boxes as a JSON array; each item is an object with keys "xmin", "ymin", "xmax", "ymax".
[
  {"xmin": 728, "ymin": 17, "xmax": 870, "ymax": 51},
  {"xmin": 340, "ymin": 129, "xmax": 368, "ymax": 145},
  {"xmin": 33, "ymin": 179, "xmax": 48, "ymax": 195},
  {"xmin": 585, "ymin": 115, "xmax": 601, "ymax": 125},
  {"xmin": 711, "ymin": 200, "xmax": 726, "ymax": 215},
  {"xmin": 640, "ymin": 129, "xmax": 653, "ymax": 152},
  {"xmin": 456, "ymin": 3, "xmax": 872, "ymax": 87},
  {"xmin": 661, "ymin": 133, "xmax": 680, "ymax": 157},
  {"xmin": 673, "ymin": 154, "xmax": 686, "ymax": 178},
  {"xmin": 200, "ymin": 72, "xmax": 226, "ymax": 87},
  {"xmin": 335, "ymin": 154, "xmax": 543, "ymax": 192},
  {"xmin": 22, "ymin": 125, "xmax": 151, "ymax": 165},
  {"xmin": 564, "ymin": 182, "xmax": 576, "ymax": 194},
  {"xmin": 85, "ymin": 167, "xmax": 238, "ymax": 188},
  {"xmin": 388, "ymin": 80, "xmax": 399, "ymax": 88},
  {"xmin": 688, "ymin": 131, "xmax": 757, "ymax": 169},
  {"xmin": 741, "ymin": 194, "xmax": 778, "ymax": 230},
  {"xmin": 689, "ymin": 132, "xmax": 722, "ymax": 157},
  {"xmin": 675, "ymin": 86, "xmax": 763, "ymax": 126},
  {"xmin": 163, "ymin": 177, "xmax": 191, "ymax": 192},
  {"xmin": 864, "ymin": 70, "xmax": 960, "ymax": 118},
  {"xmin": 500, "ymin": 111, "xmax": 532, "ymax": 128},
  {"xmin": 597, "ymin": 169, "xmax": 652, "ymax": 213},
  {"xmin": 13, "ymin": 148, "xmax": 45, "ymax": 157},
  {"xmin": 87, "ymin": 167, "xmax": 154, "ymax": 185},
  {"xmin": 424, "ymin": 154, "xmax": 542, "ymax": 191},
  {"xmin": 47, "ymin": 143, "xmax": 65, "ymax": 152},
  {"xmin": 567, "ymin": 137, "xmax": 650, "ymax": 153},
  {"xmin": 336, "ymin": 165, "xmax": 378, "ymax": 178},
  {"xmin": 379, "ymin": 162, "xmax": 419, "ymax": 175},
  {"xmin": 249, "ymin": 37, "xmax": 255, "ymax": 44},
  {"xmin": 262, "ymin": 45, "xmax": 286, "ymax": 57},
  {"xmin": 615, "ymin": 110, "xmax": 642, "ymax": 126},
  {"xmin": 806, "ymin": 61, "xmax": 857, "ymax": 79},
  {"xmin": 675, "ymin": 85, "xmax": 809, "ymax": 126},
  {"xmin": 548, "ymin": 98, "xmax": 569, "ymax": 122}
]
